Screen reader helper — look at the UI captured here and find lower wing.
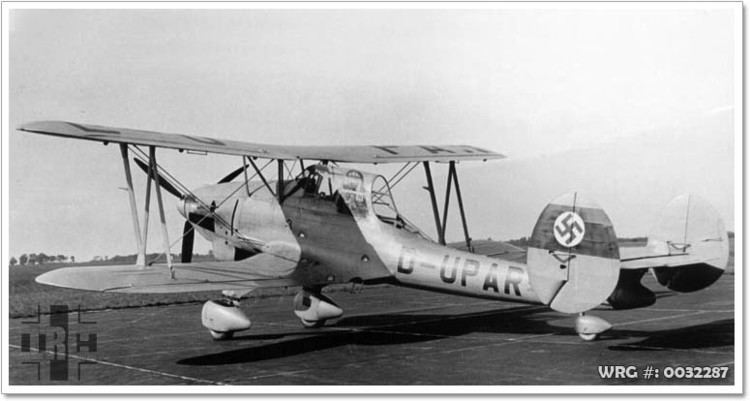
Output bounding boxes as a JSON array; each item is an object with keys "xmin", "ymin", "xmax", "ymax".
[{"xmin": 35, "ymin": 253, "xmax": 298, "ymax": 294}]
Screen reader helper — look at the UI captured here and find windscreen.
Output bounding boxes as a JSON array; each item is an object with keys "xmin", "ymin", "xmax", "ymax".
[{"xmin": 371, "ymin": 176, "xmax": 399, "ymax": 222}]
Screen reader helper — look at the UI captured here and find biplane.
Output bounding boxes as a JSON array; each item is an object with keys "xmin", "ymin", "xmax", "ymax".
[{"xmin": 18, "ymin": 121, "xmax": 729, "ymax": 341}]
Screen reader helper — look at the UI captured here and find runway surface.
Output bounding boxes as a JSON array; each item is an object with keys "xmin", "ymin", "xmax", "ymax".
[{"xmin": 8, "ymin": 274, "xmax": 735, "ymax": 386}]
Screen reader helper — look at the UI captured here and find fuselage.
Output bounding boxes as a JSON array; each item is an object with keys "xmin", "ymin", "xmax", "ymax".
[{"xmin": 180, "ymin": 164, "xmax": 542, "ymax": 306}]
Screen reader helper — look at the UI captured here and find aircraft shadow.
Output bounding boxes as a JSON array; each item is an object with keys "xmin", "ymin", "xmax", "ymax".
[
  {"xmin": 177, "ymin": 306, "xmax": 557, "ymax": 365},
  {"xmin": 177, "ymin": 308, "xmax": 733, "ymax": 366},
  {"xmin": 606, "ymin": 318, "xmax": 734, "ymax": 351}
]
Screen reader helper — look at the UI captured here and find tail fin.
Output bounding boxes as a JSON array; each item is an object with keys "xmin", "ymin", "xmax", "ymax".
[
  {"xmin": 527, "ymin": 192, "xmax": 620, "ymax": 314},
  {"xmin": 647, "ymin": 194, "xmax": 728, "ymax": 292}
]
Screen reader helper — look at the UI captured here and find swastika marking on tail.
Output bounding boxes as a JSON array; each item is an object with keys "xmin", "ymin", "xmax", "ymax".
[{"xmin": 553, "ymin": 211, "xmax": 585, "ymax": 247}]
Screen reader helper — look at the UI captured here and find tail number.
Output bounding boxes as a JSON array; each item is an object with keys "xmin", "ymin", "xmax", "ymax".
[{"xmin": 397, "ymin": 248, "xmax": 522, "ymax": 296}]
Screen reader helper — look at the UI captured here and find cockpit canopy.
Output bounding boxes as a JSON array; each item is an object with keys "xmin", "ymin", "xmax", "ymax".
[{"xmin": 288, "ymin": 164, "xmax": 421, "ymax": 233}]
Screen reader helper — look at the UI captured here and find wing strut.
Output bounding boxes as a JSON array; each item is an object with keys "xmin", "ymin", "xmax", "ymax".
[
  {"xmin": 140, "ymin": 147, "xmax": 154, "ymax": 267},
  {"xmin": 119, "ymin": 144, "xmax": 146, "ymax": 266},
  {"xmin": 421, "ymin": 161, "xmax": 473, "ymax": 252},
  {"xmin": 422, "ymin": 161, "xmax": 444, "ymax": 245},
  {"xmin": 248, "ymin": 157, "xmax": 275, "ymax": 197},
  {"xmin": 148, "ymin": 146, "xmax": 174, "ymax": 276},
  {"xmin": 451, "ymin": 162, "xmax": 473, "ymax": 253},
  {"xmin": 277, "ymin": 159, "xmax": 284, "ymax": 202},
  {"xmin": 118, "ymin": 144, "xmax": 175, "ymax": 272}
]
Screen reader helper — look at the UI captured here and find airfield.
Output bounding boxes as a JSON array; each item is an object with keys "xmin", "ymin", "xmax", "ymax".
[{"xmin": 8, "ymin": 270, "xmax": 734, "ymax": 386}]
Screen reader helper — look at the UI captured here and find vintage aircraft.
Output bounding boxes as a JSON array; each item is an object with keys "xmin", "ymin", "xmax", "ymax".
[{"xmin": 18, "ymin": 121, "xmax": 729, "ymax": 341}]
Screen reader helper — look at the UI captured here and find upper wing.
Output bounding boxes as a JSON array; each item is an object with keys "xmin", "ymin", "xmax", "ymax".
[
  {"xmin": 18, "ymin": 120, "xmax": 505, "ymax": 163},
  {"xmin": 35, "ymin": 253, "xmax": 298, "ymax": 294}
]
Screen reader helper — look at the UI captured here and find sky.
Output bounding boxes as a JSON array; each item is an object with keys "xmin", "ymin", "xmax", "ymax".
[{"xmin": 7, "ymin": 5, "xmax": 739, "ymax": 262}]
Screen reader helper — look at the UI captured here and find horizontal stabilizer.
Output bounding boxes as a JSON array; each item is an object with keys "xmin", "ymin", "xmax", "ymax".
[
  {"xmin": 35, "ymin": 254, "xmax": 298, "ymax": 294},
  {"xmin": 620, "ymin": 194, "xmax": 728, "ymax": 292}
]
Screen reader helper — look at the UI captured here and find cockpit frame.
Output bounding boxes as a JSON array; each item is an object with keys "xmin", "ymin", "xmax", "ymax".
[{"xmin": 237, "ymin": 156, "xmax": 475, "ymax": 252}]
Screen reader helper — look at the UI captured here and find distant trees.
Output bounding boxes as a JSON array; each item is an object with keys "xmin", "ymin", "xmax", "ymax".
[
  {"xmin": 10, "ymin": 253, "xmax": 74, "ymax": 266},
  {"xmin": 507, "ymin": 236, "xmax": 531, "ymax": 248}
]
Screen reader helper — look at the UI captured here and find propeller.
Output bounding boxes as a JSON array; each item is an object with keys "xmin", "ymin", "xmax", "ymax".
[
  {"xmin": 133, "ymin": 158, "xmax": 184, "ymax": 198},
  {"xmin": 218, "ymin": 164, "xmax": 249, "ymax": 184},
  {"xmin": 133, "ymin": 157, "xmax": 200, "ymax": 263},
  {"xmin": 132, "ymin": 157, "xmax": 247, "ymax": 263},
  {"xmin": 181, "ymin": 221, "xmax": 195, "ymax": 263},
  {"xmin": 179, "ymin": 211, "xmax": 216, "ymax": 263}
]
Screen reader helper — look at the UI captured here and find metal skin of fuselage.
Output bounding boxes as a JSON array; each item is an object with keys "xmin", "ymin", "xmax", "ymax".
[{"xmin": 184, "ymin": 164, "xmax": 542, "ymax": 307}]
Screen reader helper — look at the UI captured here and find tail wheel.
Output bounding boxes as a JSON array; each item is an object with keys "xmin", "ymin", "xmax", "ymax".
[{"xmin": 574, "ymin": 314, "xmax": 611, "ymax": 342}]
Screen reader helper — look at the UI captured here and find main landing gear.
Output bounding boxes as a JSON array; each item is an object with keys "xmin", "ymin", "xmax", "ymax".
[
  {"xmin": 201, "ymin": 297, "xmax": 252, "ymax": 340},
  {"xmin": 201, "ymin": 287, "xmax": 344, "ymax": 340},
  {"xmin": 293, "ymin": 288, "xmax": 343, "ymax": 328},
  {"xmin": 575, "ymin": 313, "xmax": 612, "ymax": 341}
]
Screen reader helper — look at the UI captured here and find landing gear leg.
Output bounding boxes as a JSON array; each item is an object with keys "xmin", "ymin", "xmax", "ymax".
[{"xmin": 293, "ymin": 287, "xmax": 344, "ymax": 329}]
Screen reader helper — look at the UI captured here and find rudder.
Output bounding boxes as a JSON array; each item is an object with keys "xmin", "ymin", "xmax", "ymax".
[{"xmin": 527, "ymin": 192, "xmax": 620, "ymax": 314}]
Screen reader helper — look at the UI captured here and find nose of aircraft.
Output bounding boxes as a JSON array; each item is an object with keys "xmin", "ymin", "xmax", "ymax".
[
  {"xmin": 178, "ymin": 196, "xmax": 211, "ymax": 219},
  {"xmin": 177, "ymin": 185, "xmax": 217, "ymax": 218},
  {"xmin": 177, "ymin": 197, "xmax": 187, "ymax": 218}
]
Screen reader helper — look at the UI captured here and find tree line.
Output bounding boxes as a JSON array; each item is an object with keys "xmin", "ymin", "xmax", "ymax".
[{"xmin": 9, "ymin": 253, "xmax": 74, "ymax": 266}]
